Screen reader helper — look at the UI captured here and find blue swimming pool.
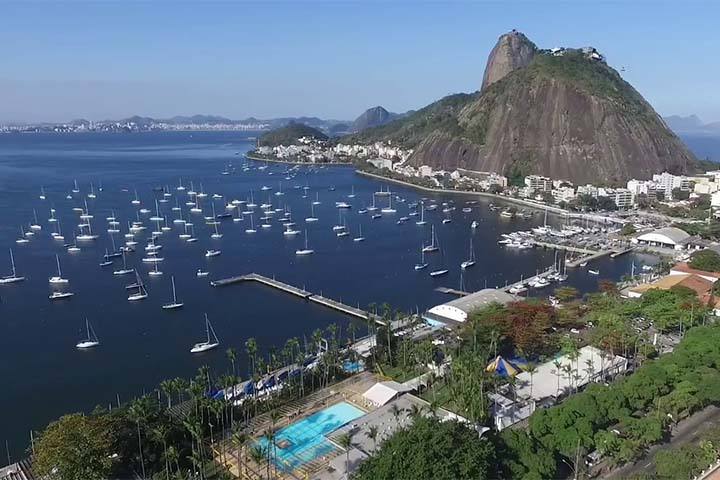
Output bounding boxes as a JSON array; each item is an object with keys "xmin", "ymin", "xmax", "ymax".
[{"xmin": 256, "ymin": 401, "xmax": 365, "ymax": 471}]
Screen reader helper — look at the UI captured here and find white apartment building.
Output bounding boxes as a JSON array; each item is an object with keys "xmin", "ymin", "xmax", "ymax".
[
  {"xmin": 652, "ymin": 172, "xmax": 691, "ymax": 199},
  {"xmin": 524, "ymin": 175, "xmax": 553, "ymax": 192},
  {"xmin": 576, "ymin": 184, "xmax": 599, "ymax": 198},
  {"xmin": 613, "ymin": 188, "xmax": 633, "ymax": 209}
]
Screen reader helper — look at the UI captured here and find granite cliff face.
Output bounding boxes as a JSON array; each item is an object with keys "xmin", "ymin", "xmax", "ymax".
[
  {"xmin": 345, "ymin": 31, "xmax": 697, "ymax": 184},
  {"xmin": 481, "ymin": 30, "xmax": 536, "ymax": 91},
  {"xmin": 352, "ymin": 106, "xmax": 398, "ymax": 132}
]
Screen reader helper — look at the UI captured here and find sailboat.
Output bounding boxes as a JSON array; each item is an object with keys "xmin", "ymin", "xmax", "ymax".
[
  {"xmin": 113, "ymin": 251, "xmax": 134, "ymax": 275},
  {"xmin": 367, "ymin": 194, "xmax": 378, "ymax": 212},
  {"xmin": 48, "ymin": 208, "xmax": 57, "ymax": 223},
  {"xmin": 353, "ymin": 224, "xmax": 365, "ymax": 242},
  {"xmin": 205, "ymin": 249, "xmax": 221, "ymax": 257},
  {"xmin": 49, "ymin": 254, "xmax": 69, "ymax": 284},
  {"xmin": 245, "ymin": 214, "xmax": 257, "ymax": 234},
  {"xmin": 295, "ymin": 230, "xmax": 314, "ymax": 255},
  {"xmin": 76, "ymin": 319, "xmax": 100, "ymax": 349},
  {"xmin": 305, "ymin": 202, "xmax": 318, "ymax": 223},
  {"xmin": 30, "ymin": 209, "xmax": 42, "ymax": 230},
  {"xmin": 415, "ymin": 202, "xmax": 427, "ymax": 225},
  {"xmin": 0, "ymin": 249, "xmax": 25, "ymax": 284},
  {"xmin": 190, "ymin": 314, "xmax": 220, "ymax": 353},
  {"xmin": 16, "ymin": 226, "xmax": 30, "ymax": 244},
  {"xmin": 149, "ymin": 262, "xmax": 163, "ymax": 276},
  {"xmin": 39, "ymin": 186, "xmax": 46, "ymax": 200},
  {"xmin": 211, "ymin": 217, "xmax": 223, "ymax": 239},
  {"xmin": 150, "ymin": 200, "xmax": 163, "ymax": 222},
  {"xmin": 429, "ymin": 249, "xmax": 449, "ymax": 277},
  {"xmin": 162, "ymin": 276, "xmax": 184, "ymax": 310},
  {"xmin": 333, "ymin": 210, "xmax": 345, "ymax": 232},
  {"xmin": 72, "ymin": 179, "xmax": 80, "ymax": 194},
  {"xmin": 127, "ymin": 272, "xmax": 148, "ymax": 301},
  {"xmin": 381, "ymin": 195, "xmax": 396, "ymax": 214},
  {"xmin": 414, "ymin": 243, "xmax": 428, "ymax": 270},
  {"xmin": 348, "ymin": 185, "xmax": 356, "ymax": 198},
  {"xmin": 460, "ymin": 238, "xmax": 476, "ymax": 269},
  {"xmin": 422, "ymin": 225, "xmax": 440, "ymax": 253},
  {"xmin": 312, "ymin": 192, "xmax": 321, "ymax": 206}
]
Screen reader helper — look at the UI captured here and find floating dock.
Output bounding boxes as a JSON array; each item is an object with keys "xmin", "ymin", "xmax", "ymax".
[
  {"xmin": 435, "ymin": 287, "xmax": 470, "ymax": 296},
  {"xmin": 211, "ymin": 273, "xmax": 384, "ymax": 324}
]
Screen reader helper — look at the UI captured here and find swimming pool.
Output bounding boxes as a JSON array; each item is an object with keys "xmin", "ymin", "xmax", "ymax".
[{"xmin": 256, "ymin": 401, "xmax": 365, "ymax": 471}]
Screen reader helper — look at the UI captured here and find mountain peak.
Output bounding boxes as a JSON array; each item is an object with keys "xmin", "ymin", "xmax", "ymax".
[
  {"xmin": 481, "ymin": 30, "xmax": 537, "ymax": 91},
  {"xmin": 352, "ymin": 106, "xmax": 396, "ymax": 132}
]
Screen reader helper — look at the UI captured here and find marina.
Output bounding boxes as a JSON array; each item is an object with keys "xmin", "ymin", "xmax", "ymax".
[{"xmin": 0, "ymin": 131, "xmax": 652, "ymax": 458}]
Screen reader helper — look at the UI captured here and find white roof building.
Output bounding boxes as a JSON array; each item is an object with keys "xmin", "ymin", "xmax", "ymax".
[
  {"xmin": 362, "ymin": 381, "xmax": 412, "ymax": 407},
  {"xmin": 635, "ymin": 227, "xmax": 691, "ymax": 249},
  {"xmin": 424, "ymin": 289, "xmax": 519, "ymax": 325}
]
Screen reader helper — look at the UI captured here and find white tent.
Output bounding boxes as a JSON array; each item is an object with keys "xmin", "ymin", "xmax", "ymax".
[{"xmin": 362, "ymin": 381, "xmax": 411, "ymax": 407}]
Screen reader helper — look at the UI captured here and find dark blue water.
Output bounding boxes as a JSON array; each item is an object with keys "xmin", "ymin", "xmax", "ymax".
[
  {"xmin": 681, "ymin": 134, "xmax": 720, "ymax": 163},
  {"xmin": 0, "ymin": 132, "xmax": 649, "ymax": 458}
]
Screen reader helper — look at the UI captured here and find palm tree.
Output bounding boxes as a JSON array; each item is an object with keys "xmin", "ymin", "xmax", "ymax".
[
  {"xmin": 151, "ymin": 425, "xmax": 170, "ymax": 480},
  {"xmin": 390, "ymin": 403, "xmax": 402, "ymax": 425},
  {"xmin": 128, "ymin": 398, "xmax": 149, "ymax": 480},
  {"xmin": 231, "ymin": 429, "xmax": 248, "ymax": 478},
  {"xmin": 160, "ymin": 379, "xmax": 174, "ymax": 410},
  {"xmin": 553, "ymin": 360, "xmax": 563, "ymax": 397},
  {"xmin": 226, "ymin": 347, "xmax": 237, "ymax": 376},
  {"xmin": 526, "ymin": 363, "xmax": 538, "ymax": 400},
  {"xmin": 249, "ymin": 444, "xmax": 267, "ymax": 479},
  {"xmin": 365, "ymin": 425, "xmax": 379, "ymax": 454},
  {"xmin": 336, "ymin": 432, "xmax": 353, "ymax": 479},
  {"xmin": 245, "ymin": 338, "xmax": 258, "ymax": 378}
]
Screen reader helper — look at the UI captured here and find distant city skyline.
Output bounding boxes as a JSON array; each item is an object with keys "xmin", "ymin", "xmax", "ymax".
[{"xmin": 2, "ymin": 1, "xmax": 719, "ymax": 123}]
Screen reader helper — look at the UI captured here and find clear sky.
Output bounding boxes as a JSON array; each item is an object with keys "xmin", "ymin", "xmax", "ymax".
[{"xmin": 2, "ymin": 0, "xmax": 718, "ymax": 123}]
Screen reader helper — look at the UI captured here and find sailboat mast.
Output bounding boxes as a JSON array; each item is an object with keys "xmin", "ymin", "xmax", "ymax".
[{"xmin": 10, "ymin": 249, "xmax": 16, "ymax": 276}]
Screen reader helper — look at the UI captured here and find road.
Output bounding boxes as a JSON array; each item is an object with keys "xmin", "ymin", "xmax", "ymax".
[{"xmin": 603, "ymin": 405, "xmax": 720, "ymax": 479}]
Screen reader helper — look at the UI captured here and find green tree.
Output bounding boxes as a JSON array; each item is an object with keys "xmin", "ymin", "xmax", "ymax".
[
  {"xmin": 354, "ymin": 416, "xmax": 496, "ymax": 480},
  {"xmin": 34, "ymin": 413, "xmax": 115, "ymax": 480},
  {"xmin": 689, "ymin": 249, "xmax": 720, "ymax": 272}
]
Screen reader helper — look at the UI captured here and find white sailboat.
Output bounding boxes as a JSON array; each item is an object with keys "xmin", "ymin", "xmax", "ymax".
[
  {"xmin": 149, "ymin": 262, "xmax": 163, "ymax": 276},
  {"xmin": 295, "ymin": 230, "xmax": 314, "ymax": 255},
  {"xmin": 162, "ymin": 276, "xmax": 184, "ymax": 310},
  {"xmin": 422, "ymin": 225, "xmax": 440, "ymax": 253},
  {"xmin": 415, "ymin": 202, "xmax": 427, "ymax": 225},
  {"xmin": 0, "ymin": 249, "xmax": 25, "ymax": 284},
  {"xmin": 16, "ymin": 226, "xmax": 29, "ymax": 244},
  {"xmin": 72, "ymin": 179, "xmax": 80, "ymax": 194},
  {"xmin": 353, "ymin": 224, "xmax": 365, "ymax": 242},
  {"xmin": 205, "ymin": 249, "xmax": 221, "ymax": 257},
  {"xmin": 113, "ymin": 251, "xmax": 134, "ymax": 275},
  {"xmin": 49, "ymin": 254, "xmax": 69, "ymax": 284},
  {"xmin": 30, "ymin": 209, "xmax": 42, "ymax": 230},
  {"xmin": 429, "ymin": 249, "xmax": 449, "ymax": 277},
  {"xmin": 460, "ymin": 238, "xmax": 476, "ymax": 269},
  {"xmin": 312, "ymin": 192, "xmax": 321, "ymax": 206},
  {"xmin": 305, "ymin": 202, "xmax": 318, "ymax": 223},
  {"xmin": 190, "ymin": 314, "xmax": 220, "ymax": 353},
  {"xmin": 381, "ymin": 195, "xmax": 396, "ymax": 214},
  {"xmin": 245, "ymin": 215, "xmax": 257, "ymax": 234},
  {"xmin": 76, "ymin": 318, "xmax": 100, "ymax": 349},
  {"xmin": 414, "ymin": 243, "xmax": 428, "ymax": 270},
  {"xmin": 127, "ymin": 272, "xmax": 148, "ymax": 301},
  {"xmin": 39, "ymin": 186, "xmax": 46, "ymax": 200}
]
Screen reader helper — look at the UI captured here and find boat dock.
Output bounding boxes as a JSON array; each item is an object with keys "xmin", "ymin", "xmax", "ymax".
[
  {"xmin": 500, "ymin": 268, "xmax": 555, "ymax": 293},
  {"xmin": 210, "ymin": 273, "xmax": 312, "ymax": 298},
  {"xmin": 435, "ymin": 286, "xmax": 470, "ymax": 297},
  {"xmin": 529, "ymin": 240, "xmax": 617, "ymax": 268},
  {"xmin": 211, "ymin": 273, "xmax": 383, "ymax": 324},
  {"xmin": 529, "ymin": 240, "xmax": 598, "ymax": 255},
  {"xmin": 610, "ymin": 247, "xmax": 634, "ymax": 258}
]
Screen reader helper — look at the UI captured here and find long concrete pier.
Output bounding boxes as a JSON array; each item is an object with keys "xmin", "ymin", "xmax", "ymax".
[{"xmin": 211, "ymin": 273, "xmax": 384, "ymax": 324}]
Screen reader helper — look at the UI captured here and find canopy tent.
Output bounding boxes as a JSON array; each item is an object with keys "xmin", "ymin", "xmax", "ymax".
[
  {"xmin": 486, "ymin": 356, "xmax": 522, "ymax": 377},
  {"xmin": 362, "ymin": 381, "xmax": 411, "ymax": 407}
]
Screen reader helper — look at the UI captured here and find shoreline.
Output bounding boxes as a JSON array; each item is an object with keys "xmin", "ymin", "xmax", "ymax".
[{"xmin": 244, "ymin": 152, "xmax": 353, "ymax": 167}]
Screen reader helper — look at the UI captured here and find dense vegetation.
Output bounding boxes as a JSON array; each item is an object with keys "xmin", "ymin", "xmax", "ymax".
[
  {"xmin": 689, "ymin": 248, "xmax": 720, "ymax": 272},
  {"xmin": 653, "ymin": 426, "xmax": 720, "ymax": 479},
  {"xmin": 353, "ymin": 416, "xmax": 497, "ymax": 480},
  {"xmin": 257, "ymin": 122, "xmax": 328, "ymax": 147},
  {"xmin": 341, "ymin": 93, "xmax": 476, "ymax": 149}
]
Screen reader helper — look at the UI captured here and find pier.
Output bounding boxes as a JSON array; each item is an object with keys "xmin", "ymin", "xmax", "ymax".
[
  {"xmin": 435, "ymin": 286, "xmax": 470, "ymax": 297},
  {"xmin": 211, "ymin": 273, "xmax": 384, "ymax": 324},
  {"xmin": 500, "ymin": 268, "xmax": 556, "ymax": 293}
]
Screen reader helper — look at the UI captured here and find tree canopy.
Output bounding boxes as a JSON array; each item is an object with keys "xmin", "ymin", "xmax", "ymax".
[
  {"xmin": 353, "ymin": 416, "xmax": 497, "ymax": 480},
  {"xmin": 33, "ymin": 413, "xmax": 116, "ymax": 480},
  {"xmin": 689, "ymin": 249, "xmax": 720, "ymax": 272}
]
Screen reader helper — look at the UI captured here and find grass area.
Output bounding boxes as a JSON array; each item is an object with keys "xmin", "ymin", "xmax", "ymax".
[{"xmin": 379, "ymin": 364, "xmax": 426, "ymax": 384}]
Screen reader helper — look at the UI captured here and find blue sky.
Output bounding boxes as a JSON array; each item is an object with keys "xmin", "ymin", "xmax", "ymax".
[{"xmin": 2, "ymin": 1, "xmax": 718, "ymax": 123}]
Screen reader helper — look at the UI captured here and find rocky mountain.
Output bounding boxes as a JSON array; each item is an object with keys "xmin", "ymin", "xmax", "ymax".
[
  {"xmin": 481, "ymin": 30, "xmax": 536, "ymax": 91},
  {"xmin": 344, "ymin": 31, "xmax": 697, "ymax": 185},
  {"xmin": 351, "ymin": 106, "xmax": 400, "ymax": 132},
  {"xmin": 257, "ymin": 122, "xmax": 328, "ymax": 147}
]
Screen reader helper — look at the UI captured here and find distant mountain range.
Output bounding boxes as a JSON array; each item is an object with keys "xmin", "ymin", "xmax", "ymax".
[{"xmin": 663, "ymin": 115, "xmax": 720, "ymax": 135}]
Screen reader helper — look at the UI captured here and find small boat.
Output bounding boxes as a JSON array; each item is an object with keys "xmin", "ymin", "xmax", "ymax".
[
  {"xmin": 579, "ymin": 262, "xmax": 588, "ymax": 267},
  {"xmin": 353, "ymin": 224, "xmax": 365, "ymax": 242},
  {"xmin": 30, "ymin": 209, "xmax": 42, "ymax": 231},
  {"xmin": 245, "ymin": 215, "xmax": 257, "ymax": 234},
  {"xmin": 588, "ymin": 269, "xmax": 600, "ymax": 275},
  {"xmin": 127, "ymin": 273, "xmax": 148, "ymax": 301},
  {"xmin": 162, "ymin": 276, "xmax": 184, "ymax": 310},
  {"xmin": 460, "ymin": 238, "xmax": 476, "ymax": 269},
  {"xmin": 305, "ymin": 202, "xmax": 319, "ymax": 223},
  {"xmin": 190, "ymin": 314, "xmax": 220, "ymax": 353},
  {"xmin": 205, "ymin": 249, "xmax": 221, "ymax": 258},
  {"xmin": 415, "ymin": 203, "xmax": 427, "ymax": 226},
  {"xmin": 380, "ymin": 195, "xmax": 396, "ymax": 214},
  {"xmin": 422, "ymin": 225, "xmax": 440, "ymax": 253},
  {"xmin": 414, "ymin": 244, "xmax": 428, "ymax": 271},
  {"xmin": 196, "ymin": 269, "xmax": 209, "ymax": 277},
  {"xmin": 429, "ymin": 269, "xmax": 449, "ymax": 277},
  {"xmin": 113, "ymin": 251, "xmax": 134, "ymax": 275},
  {"xmin": 295, "ymin": 230, "xmax": 314, "ymax": 255},
  {"xmin": 16, "ymin": 226, "xmax": 30, "ymax": 244},
  {"xmin": 76, "ymin": 318, "xmax": 100, "ymax": 349},
  {"xmin": 49, "ymin": 255, "xmax": 69, "ymax": 284},
  {"xmin": 148, "ymin": 263, "xmax": 163, "ymax": 276},
  {"xmin": 39, "ymin": 187, "xmax": 46, "ymax": 200},
  {"xmin": 0, "ymin": 249, "xmax": 25, "ymax": 284},
  {"xmin": 49, "ymin": 291, "xmax": 74, "ymax": 300},
  {"xmin": 471, "ymin": 221, "xmax": 479, "ymax": 229},
  {"xmin": 371, "ymin": 214, "xmax": 381, "ymax": 220}
]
